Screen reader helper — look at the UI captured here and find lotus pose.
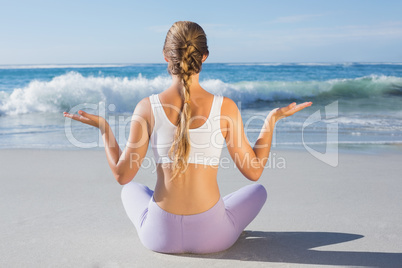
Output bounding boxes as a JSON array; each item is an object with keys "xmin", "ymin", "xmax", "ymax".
[{"xmin": 64, "ymin": 21, "xmax": 312, "ymax": 254}]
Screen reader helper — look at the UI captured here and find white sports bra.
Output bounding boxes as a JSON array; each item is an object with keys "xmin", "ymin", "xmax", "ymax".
[{"xmin": 149, "ymin": 94, "xmax": 225, "ymax": 166}]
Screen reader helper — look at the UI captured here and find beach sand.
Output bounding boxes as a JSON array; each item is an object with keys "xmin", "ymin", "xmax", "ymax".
[{"xmin": 1, "ymin": 148, "xmax": 401, "ymax": 267}]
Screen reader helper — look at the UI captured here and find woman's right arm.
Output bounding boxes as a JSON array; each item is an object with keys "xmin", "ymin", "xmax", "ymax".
[{"xmin": 222, "ymin": 97, "xmax": 312, "ymax": 181}]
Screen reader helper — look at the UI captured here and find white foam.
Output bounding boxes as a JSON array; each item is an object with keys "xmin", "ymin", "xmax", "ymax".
[
  {"xmin": 226, "ymin": 63, "xmax": 285, "ymax": 66},
  {"xmin": 325, "ymin": 117, "xmax": 384, "ymax": 126},
  {"xmin": 1, "ymin": 72, "xmax": 401, "ymax": 115},
  {"xmin": 0, "ymin": 72, "xmax": 172, "ymax": 115}
]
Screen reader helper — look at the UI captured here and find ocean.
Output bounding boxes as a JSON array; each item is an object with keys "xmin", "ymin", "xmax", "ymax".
[{"xmin": 1, "ymin": 63, "xmax": 402, "ymax": 153}]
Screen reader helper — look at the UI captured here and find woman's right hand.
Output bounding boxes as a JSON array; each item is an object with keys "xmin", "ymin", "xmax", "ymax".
[
  {"xmin": 269, "ymin": 102, "xmax": 313, "ymax": 122},
  {"xmin": 63, "ymin": 110, "xmax": 108, "ymax": 133}
]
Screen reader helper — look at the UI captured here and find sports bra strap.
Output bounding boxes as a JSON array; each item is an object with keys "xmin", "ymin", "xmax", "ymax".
[{"xmin": 149, "ymin": 94, "xmax": 225, "ymax": 166}]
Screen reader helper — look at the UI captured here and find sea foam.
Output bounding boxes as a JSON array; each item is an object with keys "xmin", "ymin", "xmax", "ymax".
[{"xmin": 0, "ymin": 72, "xmax": 401, "ymax": 115}]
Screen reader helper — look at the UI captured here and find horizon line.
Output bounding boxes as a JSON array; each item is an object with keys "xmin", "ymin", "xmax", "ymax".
[{"xmin": 1, "ymin": 61, "xmax": 402, "ymax": 67}]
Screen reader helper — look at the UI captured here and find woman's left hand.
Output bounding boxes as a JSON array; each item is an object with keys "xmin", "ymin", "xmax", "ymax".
[
  {"xmin": 63, "ymin": 110, "xmax": 107, "ymax": 131},
  {"xmin": 269, "ymin": 101, "xmax": 313, "ymax": 123}
]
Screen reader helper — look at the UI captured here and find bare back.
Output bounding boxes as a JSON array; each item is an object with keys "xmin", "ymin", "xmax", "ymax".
[{"xmin": 150, "ymin": 88, "xmax": 227, "ymax": 215}]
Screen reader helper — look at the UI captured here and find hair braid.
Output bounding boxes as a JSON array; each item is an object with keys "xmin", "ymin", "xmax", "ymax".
[{"xmin": 163, "ymin": 21, "xmax": 209, "ymax": 180}]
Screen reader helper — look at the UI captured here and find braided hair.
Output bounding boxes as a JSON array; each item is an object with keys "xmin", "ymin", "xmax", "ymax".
[{"xmin": 162, "ymin": 21, "xmax": 209, "ymax": 180}]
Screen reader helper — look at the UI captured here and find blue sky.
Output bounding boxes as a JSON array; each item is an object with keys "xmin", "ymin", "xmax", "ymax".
[{"xmin": 1, "ymin": 0, "xmax": 401, "ymax": 64}]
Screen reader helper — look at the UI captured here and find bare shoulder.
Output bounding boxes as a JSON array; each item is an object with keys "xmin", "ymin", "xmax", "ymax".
[
  {"xmin": 133, "ymin": 96, "xmax": 151, "ymax": 116},
  {"xmin": 221, "ymin": 96, "xmax": 240, "ymax": 117},
  {"xmin": 220, "ymin": 96, "xmax": 242, "ymax": 139},
  {"xmin": 131, "ymin": 97, "xmax": 153, "ymax": 132}
]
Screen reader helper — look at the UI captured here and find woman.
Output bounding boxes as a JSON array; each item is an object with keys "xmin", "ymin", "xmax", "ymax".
[{"xmin": 63, "ymin": 21, "xmax": 312, "ymax": 254}]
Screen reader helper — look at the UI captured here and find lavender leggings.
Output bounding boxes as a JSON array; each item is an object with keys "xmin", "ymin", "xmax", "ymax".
[{"xmin": 121, "ymin": 181, "xmax": 267, "ymax": 254}]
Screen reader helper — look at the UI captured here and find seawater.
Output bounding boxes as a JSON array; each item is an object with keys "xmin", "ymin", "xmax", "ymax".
[{"xmin": 0, "ymin": 63, "xmax": 402, "ymax": 153}]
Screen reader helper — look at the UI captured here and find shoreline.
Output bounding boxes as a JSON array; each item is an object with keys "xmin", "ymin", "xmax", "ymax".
[{"xmin": 2, "ymin": 142, "xmax": 402, "ymax": 155}]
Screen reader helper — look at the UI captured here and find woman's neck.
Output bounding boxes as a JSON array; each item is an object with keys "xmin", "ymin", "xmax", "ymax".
[{"xmin": 171, "ymin": 73, "xmax": 201, "ymax": 91}]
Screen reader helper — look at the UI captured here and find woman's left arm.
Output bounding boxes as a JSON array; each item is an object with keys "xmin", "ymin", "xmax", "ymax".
[{"xmin": 64, "ymin": 97, "xmax": 151, "ymax": 185}]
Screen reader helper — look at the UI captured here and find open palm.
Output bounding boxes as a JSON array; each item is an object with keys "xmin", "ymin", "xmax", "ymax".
[
  {"xmin": 63, "ymin": 110, "xmax": 106, "ymax": 131},
  {"xmin": 272, "ymin": 102, "xmax": 313, "ymax": 122}
]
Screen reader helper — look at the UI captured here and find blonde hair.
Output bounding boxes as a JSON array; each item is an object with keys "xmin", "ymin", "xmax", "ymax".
[{"xmin": 163, "ymin": 21, "xmax": 209, "ymax": 180}]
